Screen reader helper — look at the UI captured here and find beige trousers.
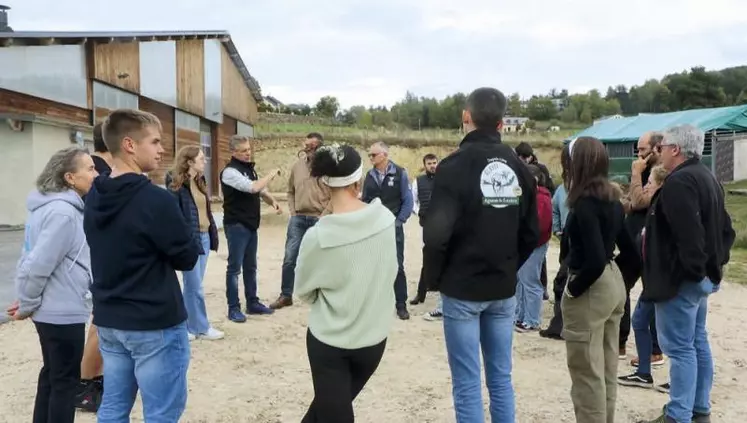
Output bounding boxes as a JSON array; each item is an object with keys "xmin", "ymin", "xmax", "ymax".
[{"xmin": 561, "ymin": 263, "xmax": 626, "ymax": 423}]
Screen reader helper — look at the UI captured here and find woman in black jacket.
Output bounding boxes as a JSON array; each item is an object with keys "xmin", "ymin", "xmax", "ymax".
[
  {"xmin": 167, "ymin": 145, "xmax": 222, "ymax": 341},
  {"xmin": 561, "ymin": 137, "xmax": 640, "ymax": 423}
]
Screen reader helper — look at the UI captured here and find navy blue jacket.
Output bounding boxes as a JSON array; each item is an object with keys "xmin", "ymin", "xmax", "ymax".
[
  {"xmin": 84, "ymin": 173, "xmax": 199, "ymax": 331},
  {"xmin": 165, "ymin": 172, "xmax": 219, "ymax": 253}
]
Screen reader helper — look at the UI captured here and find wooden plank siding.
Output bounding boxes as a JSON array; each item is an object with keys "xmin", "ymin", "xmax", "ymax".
[
  {"xmin": 93, "ymin": 43, "xmax": 141, "ymax": 93},
  {"xmin": 139, "ymin": 97, "xmax": 175, "ymax": 185},
  {"xmin": 0, "ymin": 88, "xmax": 90, "ymax": 125},
  {"xmin": 215, "ymin": 115, "xmax": 237, "ymax": 195},
  {"xmin": 220, "ymin": 47, "xmax": 258, "ymax": 124},
  {"xmin": 176, "ymin": 128, "xmax": 200, "ymax": 151},
  {"xmin": 176, "ymin": 40, "xmax": 205, "ymax": 117}
]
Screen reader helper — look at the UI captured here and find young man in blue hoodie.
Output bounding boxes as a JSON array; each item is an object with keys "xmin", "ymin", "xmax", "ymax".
[{"xmin": 84, "ymin": 109, "xmax": 200, "ymax": 422}]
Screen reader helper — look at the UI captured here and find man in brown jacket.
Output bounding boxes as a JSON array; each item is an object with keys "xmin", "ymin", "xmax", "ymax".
[
  {"xmin": 270, "ymin": 133, "xmax": 330, "ymax": 309},
  {"xmin": 619, "ymin": 131, "xmax": 665, "ymax": 365}
]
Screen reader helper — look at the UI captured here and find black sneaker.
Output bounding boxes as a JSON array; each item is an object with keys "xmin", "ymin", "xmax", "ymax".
[
  {"xmin": 618, "ymin": 373, "xmax": 654, "ymax": 389},
  {"xmin": 655, "ymin": 382, "xmax": 670, "ymax": 394},
  {"xmin": 515, "ymin": 322, "xmax": 539, "ymax": 333}
]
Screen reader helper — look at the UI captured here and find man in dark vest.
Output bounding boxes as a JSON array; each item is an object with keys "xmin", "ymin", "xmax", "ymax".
[
  {"xmin": 220, "ymin": 135, "xmax": 282, "ymax": 323},
  {"xmin": 409, "ymin": 154, "xmax": 441, "ymax": 316},
  {"xmin": 361, "ymin": 141, "xmax": 414, "ymax": 320}
]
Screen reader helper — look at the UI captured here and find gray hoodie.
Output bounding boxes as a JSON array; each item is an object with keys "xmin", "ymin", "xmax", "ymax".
[{"xmin": 15, "ymin": 189, "xmax": 92, "ymax": 324}]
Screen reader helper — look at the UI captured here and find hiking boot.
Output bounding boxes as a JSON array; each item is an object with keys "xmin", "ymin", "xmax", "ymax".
[
  {"xmin": 631, "ymin": 354, "xmax": 666, "ymax": 368},
  {"xmin": 396, "ymin": 306, "xmax": 410, "ymax": 320},
  {"xmin": 247, "ymin": 301, "xmax": 274, "ymax": 315},
  {"xmin": 423, "ymin": 309, "xmax": 443, "ymax": 321},
  {"xmin": 228, "ymin": 308, "xmax": 247, "ymax": 323},
  {"xmin": 692, "ymin": 411, "xmax": 711, "ymax": 423},
  {"xmin": 539, "ymin": 329, "xmax": 563, "ymax": 340},
  {"xmin": 618, "ymin": 372, "xmax": 654, "ymax": 389},
  {"xmin": 270, "ymin": 295, "xmax": 293, "ymax": 310},
  {"xmin": 74, "ymin": 377, "xmax": 103, "ymax": 413}
]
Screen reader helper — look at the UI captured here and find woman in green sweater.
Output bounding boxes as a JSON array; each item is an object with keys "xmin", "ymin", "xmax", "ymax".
[{"xmin": 294, "ymin": 143, "xmax": 398, "ymax": 423}]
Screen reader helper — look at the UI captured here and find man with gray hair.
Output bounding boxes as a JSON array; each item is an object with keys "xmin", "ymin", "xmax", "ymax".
[
  {"xmin": 362, "ymin": 141, "xmax": 414, "ymax": 320},
  {"xmin": 220, "ymin": 135, "xmax": 282, "ymax": 323},
  {"xmin": 637, "ymin": 124, "xmax": 735, "ymax": 423}
]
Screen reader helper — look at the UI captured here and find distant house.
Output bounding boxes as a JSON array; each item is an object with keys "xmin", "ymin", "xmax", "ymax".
[
  {"xmin": 502, "ymin": 116, "xmax": 530, "ymax": 132},
  {"xmin": 262, "ymin": 95, "xmax": 284, "ymax": 111},
  {"xmin": 551, "ymin": 98, "xmax": 567, "ymax": 111}
]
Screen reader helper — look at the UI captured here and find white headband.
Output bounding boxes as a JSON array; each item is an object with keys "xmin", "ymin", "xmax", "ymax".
[
  {"xmin": 322, "ymin": 165, "xmax": 363, "ymax": 188},
  {"xmin": 568, "ymin": 138, "xmax": 577, "ymax": 156}
]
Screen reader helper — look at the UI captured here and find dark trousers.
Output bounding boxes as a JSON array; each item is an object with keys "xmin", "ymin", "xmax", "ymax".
[
  {"xmin": 620, "ymin": 285, "xmax": 661, "ymax": 355},
  {"xmin": 33, "ymin": 321, "xmax": 85, "ymax": 423},
  {"xmin": 302, "ymin": 331, "xmax": 386, "ymax": 423},
  {"xmin": 544, "ymin": 262, "xmax": 568, "ymax": 335},
  {"xmin": 394, "ymin": 224, "xmax": 407, "ymax": 307},
  {"xmin": 541, "ymin": 258, "xmax": 548, "ymax": 290}
]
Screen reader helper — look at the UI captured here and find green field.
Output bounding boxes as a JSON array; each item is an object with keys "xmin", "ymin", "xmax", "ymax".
[{"xmin": 255, "ymin": 121, "xmax": 573, "ymax": 149}]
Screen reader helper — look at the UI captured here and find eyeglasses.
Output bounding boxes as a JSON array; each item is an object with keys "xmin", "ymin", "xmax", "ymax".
[
  {"xmin": 656, "ymin": 143, "xmax": 677, "ymax": 153},
  {"xmin": 368, "ymin": 152, "xmax": 380, "ymax": 158}
]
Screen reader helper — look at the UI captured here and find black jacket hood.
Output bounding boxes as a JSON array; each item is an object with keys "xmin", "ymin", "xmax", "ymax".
[{"xmin": 86, "ymin": 173, "xmax": 151, "ymax": 228}]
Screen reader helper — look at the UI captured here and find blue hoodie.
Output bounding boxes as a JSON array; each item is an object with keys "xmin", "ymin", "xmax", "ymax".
[
  {"xmin": 15, "ymin": 189, "xmax": 92, "ymax": 324},
  {"xmin": 84, "ymin": 173, "xmax": 200, "ymax": 331}
]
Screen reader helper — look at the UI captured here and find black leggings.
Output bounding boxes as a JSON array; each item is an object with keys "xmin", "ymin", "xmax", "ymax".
[
  {"xmin": 302, "ymin": 330, "xmax": 386, "ymax": 423},
  {"xmin": 33, "ymin": 321, "xmax": 85, "ymax": 423}
]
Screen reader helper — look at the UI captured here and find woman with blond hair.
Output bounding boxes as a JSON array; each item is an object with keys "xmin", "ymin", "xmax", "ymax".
[
  {"xmin": 167, "ymin": 145, "xmax": 223, "ymax": 341},
  {"xmin": 7, "ymin": 146, "xmax": 97, "ymax": 423}
]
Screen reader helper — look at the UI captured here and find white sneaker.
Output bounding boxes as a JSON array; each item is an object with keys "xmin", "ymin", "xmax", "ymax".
[
  {"xmin": 423, "ymin": 310, "xmax": 443, "ymax": 321},
  {"xmin": 198, "ymin": 327, "xmax": 224, "ymax": 341},
  {"xmin": 188, "ymin": 333, "xmax": 196, "ymax": 341}
]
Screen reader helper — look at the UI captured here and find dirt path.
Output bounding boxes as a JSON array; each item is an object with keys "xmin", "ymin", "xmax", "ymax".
[{"xmin": 1, "ymin": 217, "xmax": 746, "ymax": 422}]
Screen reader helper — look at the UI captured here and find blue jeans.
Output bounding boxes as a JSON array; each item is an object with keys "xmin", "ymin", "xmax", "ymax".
[
  {"xmin": 656, "ymin": 278, "xmax": 714, "ymax": 423},
  {"xmin": 515, "ymin": 243, "xmax": 549, "ymax": 327},
  {"xmin": 442, "ymin": 294, "xmax": 517, "ymax": 423},
  {"xmin": 96, "ymin": 322, "xmax": 190, "ymax": 422},
  {"xmin": 394, "ymin": 224, "xmax": 408, "ymax": 306},
  {"xmin": 281, "ymin": 215, "xmax": 318, "ymax": 297},
  {"xmin": 225, "ymin": 223, "xmax": 259, "ymax": 309},
  {"xmin": 632, "ymin": 299, "xmax": 656, "ymax": 375},
  {"xmin": 182, "ymin": 232, "xmax": 211, "ymax": 335}
]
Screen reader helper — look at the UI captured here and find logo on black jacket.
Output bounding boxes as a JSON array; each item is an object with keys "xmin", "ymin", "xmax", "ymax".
[{"xmin": 480, "ymin": 160, "xmax": 521, "ymax": 208}]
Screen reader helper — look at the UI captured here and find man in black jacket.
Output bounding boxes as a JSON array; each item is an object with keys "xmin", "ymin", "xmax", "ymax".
[
  {"xmin": 423, "ymin": 87, "xmax": 539, "ymax": 422},
  {"xmin": 84, "ymin": 109, "xmax": 201, "ymax": 421},
  {"xmin": 637, "ymin": 125, "xmax": 735, "ymax": 423},
  {"xmin": 410, "ymin": 153, "xmax": 439, "ymax": 311}
]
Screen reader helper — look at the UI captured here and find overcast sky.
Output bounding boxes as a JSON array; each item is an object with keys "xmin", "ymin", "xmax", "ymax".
[{"xmin": 7, "ymin": 0, "xmax": 747, "ymax": 108}]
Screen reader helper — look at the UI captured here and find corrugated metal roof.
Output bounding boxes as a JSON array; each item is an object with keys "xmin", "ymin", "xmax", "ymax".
[
  {"xmin": 0, "ymin": 30, "xmax": 263, "ymax": 102},
  {"xmin": 566, "ymin": 105, "xmax": 747, "ymax": 143}
]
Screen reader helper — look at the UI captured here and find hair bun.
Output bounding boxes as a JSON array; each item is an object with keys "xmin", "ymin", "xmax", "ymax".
[{"xmin": 310, "ymin": 143, "xmax": 361, "ymax": 178}]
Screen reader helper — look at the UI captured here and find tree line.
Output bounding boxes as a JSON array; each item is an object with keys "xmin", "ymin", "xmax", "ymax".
[{"xmin": 260, "ymin": 65, "xmax": 747, "ymax": 130}]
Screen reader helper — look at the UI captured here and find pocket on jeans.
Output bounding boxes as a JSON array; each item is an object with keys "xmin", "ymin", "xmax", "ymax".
[{"xmin": 561, "ymin": 328, "xmax": 592, "ymax": 370}]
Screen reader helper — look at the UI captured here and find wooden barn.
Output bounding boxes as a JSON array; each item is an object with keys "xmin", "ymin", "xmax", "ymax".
[{"xmin": 0, "ymin": 21, "xmax": 262, "ymax": 226}]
